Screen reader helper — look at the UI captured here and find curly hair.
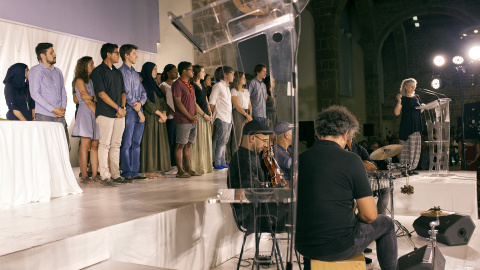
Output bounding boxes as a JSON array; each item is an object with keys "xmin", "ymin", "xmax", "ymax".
[
  {"xmin": 72, "ymin": 56, "xmax": 93, "ymax": 89},
  {"xmin": 399, "ymin": 78, "xmax": 416, "ymax": 96},
  {"xmin": 314, "ymin": 105, "xmax": 359, "ymax": 140}
]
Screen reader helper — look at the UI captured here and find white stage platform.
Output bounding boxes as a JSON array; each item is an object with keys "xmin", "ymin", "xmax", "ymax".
[
  {"xmin": 0, "ymin": 168, "xmax": 478, "ymax": 270},
  {"xmin": 0, "ymin": 168, "xmax": 253, "ymax": 270},
  {"xmin": 393, "ymin": 171, "xmax": 478, "ymax": 219}
]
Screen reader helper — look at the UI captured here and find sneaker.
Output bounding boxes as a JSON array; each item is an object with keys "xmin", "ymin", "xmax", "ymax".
[
  {"xmin": 133, "ymin": 175, "xmax": 148, "ymax": 180},
  {"xmin": 100, "ymin": 178, "xmax": 117, "ymax": 187},
  {"xmin": 214, "ymin": 165, "xmax": 224, "ymax": 170},
  {"xmin": 221, "ymin": 164, "xmax": 229, "ymax": 169},
  {"xmin": 113, "ymin": 177, "xmax": 131, "ymax": 184},
  {"xmin": 166, "ymin": 166, "xmax": 178, "ymax": 175}
]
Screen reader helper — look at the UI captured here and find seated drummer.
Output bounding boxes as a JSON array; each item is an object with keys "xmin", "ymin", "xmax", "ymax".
[
  {"xmin": 345, "ymin": 138, "xmax": 377, "ymax": 172},
  {"xmin": 228, "ymin": 120, "xmax": 289, "ymax": 233},
  {"xmin": 346, "ymin": 138, "xmax": 389, "ymax": 215},
  {"xmin": 296, "ymin": 106, "xmax": 397, "ymax": 270}
]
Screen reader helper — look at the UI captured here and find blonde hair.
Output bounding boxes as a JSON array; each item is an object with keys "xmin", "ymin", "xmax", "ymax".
[{"xmin": 399, "ymin": 78, "xmax": 417, "ymax": 96}]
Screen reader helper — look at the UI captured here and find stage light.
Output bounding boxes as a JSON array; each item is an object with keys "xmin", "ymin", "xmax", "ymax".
[
  {"xmin": 453, "ymin": 56, "xmax": 464, "ymax": 65},
  {"xmin": 469, "ymin": 46, "xmax": 480, "ymax": 60},
  {"xmin": 413, "ymin": 16, "xmax": 418, "ymax": 21},
  {"xmin": 475, "ymin": 30, "xmax": 479, "ymax": 34},
  {"xmin": 431, "ymin": 74, "xmax": 447, "ymax": 90},
  {"xmin": 415, "ymin": 23, "xmax": 420, "ymax": 28},
  {"xmin": 433, "ymin": 55, "xmax": 445, "ymax": 66}
]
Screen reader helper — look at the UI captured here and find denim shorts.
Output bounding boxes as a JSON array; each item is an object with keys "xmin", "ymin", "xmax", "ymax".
[{"xmin": 175, "ymin": 123, "xmax": 197, "ymax": 144}]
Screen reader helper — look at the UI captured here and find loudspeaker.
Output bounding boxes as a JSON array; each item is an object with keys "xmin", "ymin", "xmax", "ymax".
[
  {"xmin": 299, "ymin": 121, "xmax": 315, "ymax": 148},
  {"xmin": 363, "ymin": 123, "xmax": 374, "ymax": 137},
  {"xmin": 413, "ymin": 214, "xmax": 476, "ymax": 246},
  {"xmin": 398, "ymin": 245, "xmax": 445, "ymax": 270}
]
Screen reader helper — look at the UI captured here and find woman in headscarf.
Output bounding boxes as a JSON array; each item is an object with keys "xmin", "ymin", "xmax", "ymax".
[
  {"xmin": 139, "ymin": 62, "xmax": 171, "ymax": 178},
  {"xmin": 3, "ymin": 63, "xmax": 35, "ymax": 120}
]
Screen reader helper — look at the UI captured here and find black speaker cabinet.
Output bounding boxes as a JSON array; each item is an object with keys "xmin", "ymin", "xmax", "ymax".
[
  {"xmin": 363, "ymin": 123, "xmax": 374, "ymax": 137},
  {"xmin": 398, "ymin": 245, "xmax": 445, "ymax": 270},
  {"xmin": 413, "ymin": 214, "xmax": 476, "ymax": 246}
]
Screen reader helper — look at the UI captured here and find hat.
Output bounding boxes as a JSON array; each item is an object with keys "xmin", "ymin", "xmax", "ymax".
[
  {"xmin": 242, "ymin": 120, "xmax": 273, "ymax": 135},
  {"xmin": 273, "ymin": 121, "xmax": 292, "ymax": 135}
]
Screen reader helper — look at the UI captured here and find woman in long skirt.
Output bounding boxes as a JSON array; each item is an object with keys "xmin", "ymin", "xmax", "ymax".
[
  {"xmin": 190, "ymin": 65, "xmax": 214, "ymax": 174},
  {"xmin": 230, "ymin": 71, "xmax": 252, "ymax": 155},
  {"xmin": 139, "ymin": 62, "xmax": 171, "ymax": 178}
]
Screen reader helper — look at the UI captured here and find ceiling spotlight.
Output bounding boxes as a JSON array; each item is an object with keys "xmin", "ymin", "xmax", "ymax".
[
  {"xmin": 415, "ymin": 23, "xmax": 420, "ymax": 28},
  {"xmin": 475, "ymin": 30, "xmax": 479, "ymax": 34},
  {"xmin": 469, "ymin": 46, "xmax": 480, "ymax": 60},
  {"xmin": 433, "ymin": 55, "xmax": 445, "ymax": 66},
  {"xmin": 413, "ymin": 16, "xmax": 418, "ymax": 21},
  {"xmin": 452, "ymin": 56, "xmax": 464, "ymax": 65}
]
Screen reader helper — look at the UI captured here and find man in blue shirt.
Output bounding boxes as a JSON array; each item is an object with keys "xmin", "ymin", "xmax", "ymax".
[
  {"xmin": 29, "ymin": 42, "xmax": 69, "ymax": 150},
  {"xmin": 247, "ymin": 63, "xmax": 268, "ymax": 125},
  {"xmin": 119, "ymin": 44, "xmax": 147, "ymax": 181},
  {"xmin": 272, "ymin": 121, "xmax": 292, "ymax": 183}
]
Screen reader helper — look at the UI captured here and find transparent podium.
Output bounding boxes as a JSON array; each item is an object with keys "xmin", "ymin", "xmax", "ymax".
[
  {"xmin": 417, "ymin": 98, "xmax": 452, "ymax": 176},
  {"xmin": 169, "ymin": 1, "xmax": 308, "ymax": 269}
]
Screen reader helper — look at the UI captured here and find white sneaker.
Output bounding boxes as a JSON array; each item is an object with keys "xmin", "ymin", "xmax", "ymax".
[{"xmin": 166, "ymin": 166, "xmax": 178, "ymax": 175}]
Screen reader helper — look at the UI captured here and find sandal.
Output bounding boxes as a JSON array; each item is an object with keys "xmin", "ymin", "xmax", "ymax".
[
  {"xmin": 189, "ymin": 171, "xmax": 203, "ymax": 176},
  {"xmin": 91, "ymin": 175, "xmax": 102, "ymax": 183},
  {"xmin": 176, "ymin": 172, "xmax": 191, "ymax": 178},
  {"xmin": 81, "ymin": 177, "xmax": 94, "ymax": 184}
]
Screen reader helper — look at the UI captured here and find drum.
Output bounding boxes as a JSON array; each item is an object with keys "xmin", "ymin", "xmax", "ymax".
[{"xmin": 367, "ymin": 172, "xmax": 389, "ymax": 197}]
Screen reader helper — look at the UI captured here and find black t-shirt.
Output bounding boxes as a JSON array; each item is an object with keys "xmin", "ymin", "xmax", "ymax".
[
  {"xmin": 193, "ymin": 83, "xmax": 209, "ymax": 116},
  {"xmin": 399, "ymin": 94, "xmax": 422, "ymax": 141},
  {"xmin": 228, "ymin": 147, "xmax": 288, "ymax": 233},
  {"xmin": 296, "ymin": 140, "xmax": 372, "ymax": 258},
  {"xmin": 90, "ymin": 62, "xmax": 126, "ymax": 118}
]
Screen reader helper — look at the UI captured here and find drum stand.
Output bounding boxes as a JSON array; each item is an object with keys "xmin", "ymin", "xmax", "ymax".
[
  {"xmin": 429, "ymin": 217, "xmax": 441, "ymax": 270},
  {"xmin": 385, "ymin": 157, "xmax": 413, "ymax": 239}
]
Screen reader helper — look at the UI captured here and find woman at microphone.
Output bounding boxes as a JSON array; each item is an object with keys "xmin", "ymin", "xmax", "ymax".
[{"xmin": 394, "ymin": 78, "xmax": 422, "ymax": 174}]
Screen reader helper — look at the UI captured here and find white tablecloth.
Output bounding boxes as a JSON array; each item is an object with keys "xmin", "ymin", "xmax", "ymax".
[
  {"xmin": 0, "ymin": 121, "xmax": 82, "ymax": 209},
  {"xmin": 393, "ymin": 171, "xmax": 477, "ymax": 219}
]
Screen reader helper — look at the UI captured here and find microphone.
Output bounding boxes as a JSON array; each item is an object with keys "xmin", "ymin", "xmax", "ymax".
[
  {"xmin": 416, "ymin": 88, "xmax": 440, "ymax": 100},
  {"xmin": 417, "ymin": 88, "xmax": 447, "ymax": 98}
]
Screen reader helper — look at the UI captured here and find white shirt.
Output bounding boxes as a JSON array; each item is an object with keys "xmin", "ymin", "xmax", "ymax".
[
  {"xmin": 209, "ymin": 80, "xmax": 232, "ymax": 123},
  {"xmin": 161, "ymin": 81, "xmax": 175, "ymax": 119},
  {"xmin": 231, "ymin": 88, "xmax": 250, "ymax": 110}
]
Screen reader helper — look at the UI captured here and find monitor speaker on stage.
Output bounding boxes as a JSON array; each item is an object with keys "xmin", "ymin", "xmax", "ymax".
[
  {"xmin": 299, "ymin": 121, "xmax": 315, "ymax": 148},
  {"xmin": 413, "ymin": 214, "xmax": 476, "ymax": 246},
  {"xmin": 398, "ymin": 245, "xmax": 445, "ymax": 270},
  {"xmin": 363, "ymin": 123, "xmax": 374, "ymax": 137}
]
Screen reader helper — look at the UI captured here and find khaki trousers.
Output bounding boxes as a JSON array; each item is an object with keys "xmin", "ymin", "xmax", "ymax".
[{"xmin": 96, "ymin": 115, "xmax": 125, "ymax": 179}]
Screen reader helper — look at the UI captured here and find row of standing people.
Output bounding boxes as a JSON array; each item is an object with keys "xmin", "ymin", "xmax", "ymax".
[{"xmin": 2, "ymin": 42, "xmax": 278, "ymax": 186}]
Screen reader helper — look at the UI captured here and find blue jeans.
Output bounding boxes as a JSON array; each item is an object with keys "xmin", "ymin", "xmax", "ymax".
[
  {"xmin": 252, "ymin": 116, "xmax": 267, "ymax": 125},
  {"xmin": 305, "ymin": 215, "xmax": 398, "ymax": 270},
  {"xmin": 212, "ymin": 118, "xmax": 232, "ymax": 167},
  {"xmin": 120, "ymin": 107, "xmax": 145, "ymax": 177}
]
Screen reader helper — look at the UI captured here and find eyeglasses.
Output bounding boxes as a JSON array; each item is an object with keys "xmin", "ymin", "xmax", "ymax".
[{"xmin": 255, "ymin": 135, "xmax": 269, "ymax": 144}]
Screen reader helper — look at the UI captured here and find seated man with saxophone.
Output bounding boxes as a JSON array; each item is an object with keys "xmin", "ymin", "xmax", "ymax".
[{"xmin": 227, "ymin": 120, "xmax": 289, "ymax": 233}]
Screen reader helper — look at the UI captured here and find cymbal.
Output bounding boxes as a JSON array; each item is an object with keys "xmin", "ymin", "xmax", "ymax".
[
  {"xmin": 420, "ymin": 209, "xmax": 454, "ymax": 217},
  {"xmin": 370, "ymin": 144, "xmax": 403, "ymax": 160}
]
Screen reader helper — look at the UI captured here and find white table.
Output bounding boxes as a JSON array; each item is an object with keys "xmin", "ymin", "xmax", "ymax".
[
  {"xmin": 393, "ymin": 171, "xmax": 478, "ymax": 219},
  {"xmin": 0, "ymin": 121, "xmax": 82, "ymax": 209}
]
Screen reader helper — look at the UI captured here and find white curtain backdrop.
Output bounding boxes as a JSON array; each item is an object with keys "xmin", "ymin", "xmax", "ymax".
[{"xmin": 0, "ymin": 19, "xmax": 155, "ymax": 165}]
